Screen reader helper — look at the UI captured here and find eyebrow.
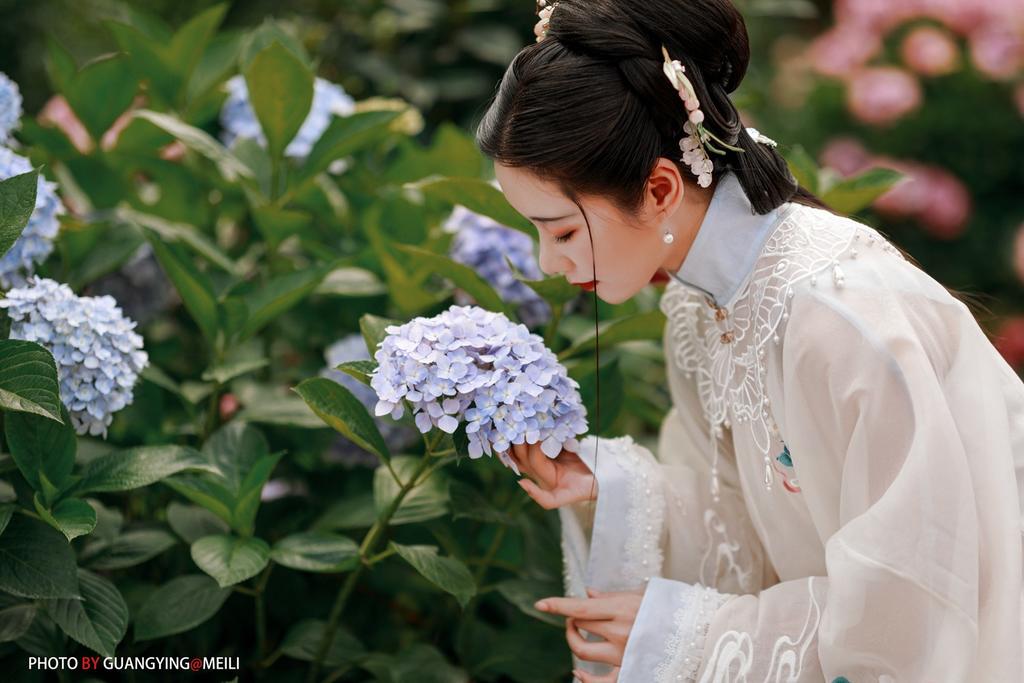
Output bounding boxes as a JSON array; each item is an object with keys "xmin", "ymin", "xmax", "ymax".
[{"xmin": 528, "ymin": 213, "xmax": 576, "ymax": 223}]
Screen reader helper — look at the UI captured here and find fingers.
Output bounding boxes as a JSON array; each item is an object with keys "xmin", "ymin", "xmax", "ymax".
[
  {"xmin": 517, "ymin": 478, "xmax": 558, "ymax": 510},
  {"xmin": 535, "ymin": 595, "xmax": 617, "ymax": 620},
  {"xmin": 573, "ymin": 666, "xmax": 620, "ymax": 683},
  {"xmin": 566, "ymin": 617, "xmax": 620, "ymax": 666}
]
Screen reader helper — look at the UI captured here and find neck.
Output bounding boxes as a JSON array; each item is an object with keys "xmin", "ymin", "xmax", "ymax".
[{"xmin": 658, "ymin": 178, "xmax": 717, "ymax": 276}]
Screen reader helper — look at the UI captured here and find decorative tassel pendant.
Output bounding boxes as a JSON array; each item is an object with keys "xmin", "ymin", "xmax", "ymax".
[
  {"xmin": 763, "ymin": 454, "xmax": 774, "ymax": 491},
  {"xmin": 710, "ymin": 467, "xmax": 720, "ymax": 503},
  {"xmin": 832, "ymin": 262, "xmax": 845, "ymax": 288}
]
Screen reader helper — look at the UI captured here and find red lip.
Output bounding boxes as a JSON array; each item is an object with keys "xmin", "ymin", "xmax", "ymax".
[{"xmin": 574, "ymin": 280, "xmax": 597, "ymax": 291}]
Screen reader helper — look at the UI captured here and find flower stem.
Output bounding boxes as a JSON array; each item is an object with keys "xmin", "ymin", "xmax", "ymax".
[{"xmin": 307, "ymin": 451, "xmax": 435, "ymax": 683}]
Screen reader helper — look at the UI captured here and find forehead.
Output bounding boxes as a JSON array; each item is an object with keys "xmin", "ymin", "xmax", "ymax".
[{"xmin": 493, "ymin": 164, "xmax": 566, "ymax": 207}]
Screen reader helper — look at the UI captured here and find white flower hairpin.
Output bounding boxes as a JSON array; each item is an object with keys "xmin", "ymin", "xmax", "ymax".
[
  {"xmin": 661, "ymin": 45, "xmax": 747, "ymax": 188},
  {"xmin": 534, "ymin": 0, "xmax": 559, "ymax": 42}
]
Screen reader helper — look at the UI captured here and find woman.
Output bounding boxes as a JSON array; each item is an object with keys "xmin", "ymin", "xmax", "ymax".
[{"xmin": 474, "ymin": 1, "xmax": 1024, "ymax": 681}]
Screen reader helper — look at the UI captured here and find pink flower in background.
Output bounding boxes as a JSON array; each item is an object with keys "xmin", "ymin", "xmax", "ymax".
[
  {"xmin": 846, "ymin": 67, "xmax": 923, "ymax": 125},
  {"xmin": 834, "ymin": 0, "xmax": 912, "ymax": 34},
  {"xmin": 820, "ymin": 136, "xmax": 873, "ymax": 176},
  {"xmin": 995, "ymin": 316, "xmax": 1024, "ymax": 371},
  {"xmin": 969, "ymin": 25, "xmax": 1024, "ymax": 80},
  {"xmin": 902, "ymin": 26, "xmax": 961, "ymax": 76},
  {"xmin": 821, "ymin": 139, "xmax": 973, "ymax": 239},
  {"xmin": 1013, "ymin": 224, "xmax": 1024, "ymax": 285},
  {"xmin": 809, "ymin": 25, "xmax": 883, "ymax": 78},
  {"xmin": 917, "ymin": 169, "xmax": 972, "ymax": 239}
]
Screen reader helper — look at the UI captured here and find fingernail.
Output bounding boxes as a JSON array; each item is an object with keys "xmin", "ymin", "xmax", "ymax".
[
  {"xmin": 572, "ymin": 669, "xmax": 582, "ymax": 680},
  {"xmin": 534, "ymin": 600, "xmax": 547, "ymax": 611}
]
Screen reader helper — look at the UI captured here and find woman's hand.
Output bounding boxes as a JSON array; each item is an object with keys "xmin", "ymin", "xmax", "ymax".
[
  {"xmin": 503, "ymin": 440, "xmax": 597, "ymax": 509},
  {"xmin": 534, "ymin": 587, "xmax": 645, "ymax": 682}
]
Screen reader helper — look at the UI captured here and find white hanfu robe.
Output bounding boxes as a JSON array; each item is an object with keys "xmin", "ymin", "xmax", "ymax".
[{"xmin": 559, "ymin": 170, "xmax": 1024, "ymax": 682}]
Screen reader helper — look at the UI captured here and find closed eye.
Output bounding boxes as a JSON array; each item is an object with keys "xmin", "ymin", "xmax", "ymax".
[{"xmin": 554, "ymin": 230, "xmax": 575, "ymax": 244}]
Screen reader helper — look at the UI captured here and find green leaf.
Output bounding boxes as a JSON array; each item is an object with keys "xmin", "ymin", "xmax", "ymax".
[
  {"xmin": 0, "ymin": 169, "xmax": 38, "ymax": 259},
  {"xmin": 74, "ymin": 445, "xmax": 218, "ymax": 494},
  {"xmin": 312, "ymin": 492, "xmax": 377, "ymax": 531},
  {"xmin": 146, "ymin": 235, "xmax": 221, "ymax": 345},
  {"xmin": 251, "ymin": 205, "xmax": 311, "ymax": 250},
  {"xmin": 0, "ymin": 515, "xmax": 79, "ymax": 599},
  {"xmin": 34, "ymin": 496, "xmax": 97, "ymax": 542},
  {"xmin": 293, "ymin": 377, "xmax": 391, "ymax": 464},
  {"xmin": 0, "ymin": 503, "xmax": 14, "ymax": 536},
  {"xmin": 389, "ymin": 542, "xmax": 476, "ymax": 609},
  {"xmin": 280, "ymin": 619, "xmax": 365, "ymax": 667},
  {"xmin": 190, "ymin": 534, "xmax": 270, "ymax": 587},
  {"xmin": 82, "ymin": 529, "xmax": 177, "ymax": 570},
  {"xmin": 784, "ymin": 144, "xmax": 820, "ymax": 195},
  {"xmin": 314, "ymin": 267, "xmax": 388, "ymax": 298},
  {"xmin": 823, "ymin": 167, "xmax": 904, "ymax": 215},
  {"xmin": 0, "ymin": 349, "xmax": 62, "ymax": 422},
  {"xmin": 374, "ymin": 456, "xmax": 449, "ymax": 526},
  {"xmin": 0, "ymin": 602, "xmax": 37, "ymax": 642},
  {"xmin": 569, "ymin": 354, "xmax": 624, "ymax": 435},
  {"xmin": 166, "ymin": 502, "xmax": 229, "ymax": 544},
  {"xmin": 495, "ymin": 577, "xmax": 565, "ymax": 627},
  {"xmin": 232, "ymin": 264, "xmax": 335, "ymax": 342},
  {"xmin": 201, "ymin": 420, "xmax": 271, "ymax": 492},
  {"xmin": 558, "ymin": 310, "xmax": 666, "ymax": 360},
  {"xmin": 201, "ymin": 357, "xmax": 269, "ymax": 384},
  {"xmin": 271, "ymin": 532, "xmax": 360, "ymax": 573},
  {"xmin": 230, "ymin": 452, "xmax": 282, "ymax": 535},
  {"xmin": 119, "ymin": 205, "xmax": 241, "ymax": 275},
  {"xmin": 46, "ymin": 569, "xmax": 127, "ymax": 658},
  {"xmin": 404, "ymin": 176, "xmax": 532, "ymax": 235},
  {"xmin": 243, "ymin": 40, "xmax": 314, "ymax": 162},
  {"xmin": 167, "ymin": 4, "xmax": 228, "ymax": 94},
  {"xmin": 334, "ymin": 360, "xmax": 375, "ymax": 387},
  {"xmin": 359, "ymin": 314, "xmax": 400, "ymax": 358},
  {"xmin": 63, "ymin": 54, "xmax": 138, "ymax": 140},
  {"xmin": 394, "ymin": 244, "xmax": 513, "ymax": 317},
  {"xmin": 234, "ymin": 393, "xmax": 324, "ymax": 429},
  {"xmin": 448, "ymin": 480, "xmax": 517, "ymax": 526},
  {"xmin": 131, "ymin": 109, "xmax": 255, "ymax": 183},
  {"xmin": 513, "ymin": 270, "xmax": 579, "ymax": 309},
  {"xmin": 4, "ymin": 404, "xmax": 76, "ymax": 504},
  {"xmin": 299, "ymin": 110, "xmax": 402, "ymax": 183},
  {"xmin": 134, "ymin": 575, "xmax": 230, "ymax": 641}
]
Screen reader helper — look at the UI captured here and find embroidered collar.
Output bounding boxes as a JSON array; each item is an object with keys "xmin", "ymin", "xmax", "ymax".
[{"xmin": 668, "ymin": 171, "xmax": 788, "ymax": 310}]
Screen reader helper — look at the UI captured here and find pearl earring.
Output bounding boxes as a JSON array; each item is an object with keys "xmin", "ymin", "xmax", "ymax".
[{"xmin": 663, "ymin": 230, "xmax": 674, "ymax": 244}]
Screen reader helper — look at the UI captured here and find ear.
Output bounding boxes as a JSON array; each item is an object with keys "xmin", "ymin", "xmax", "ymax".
[{"xmin": 645, "ymin": 157, "xmax": 686, "ymax": 221}]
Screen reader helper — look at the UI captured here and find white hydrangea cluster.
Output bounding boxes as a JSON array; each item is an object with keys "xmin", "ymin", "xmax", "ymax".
[
  {"xmin": 370, "ymin": 305, "xmax": 588, "ymax": 463},
  {"xmin": 219, "ymin": 75, "xmax": 356, "ymax": 159},
  {"xmin": 0, "ymin": 71, "xmax": 22, "ymax": 142},
  {"xmin": 0, "ymin": 277, "xmax": 149, "ymax": 437},
  {"xmin": 0, "ymin": 147, "xmax": 65, "ymax": 288}
]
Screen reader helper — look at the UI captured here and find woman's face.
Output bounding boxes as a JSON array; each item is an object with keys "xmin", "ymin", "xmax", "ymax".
[{"xmin": 494, "ymin": 159, "xmax": 706, "ymax": 304}]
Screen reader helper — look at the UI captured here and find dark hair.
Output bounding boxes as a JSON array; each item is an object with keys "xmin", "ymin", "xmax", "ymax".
[{"xmin": 474, "ymin": 0, "xmax": 828, "ymax": 217}]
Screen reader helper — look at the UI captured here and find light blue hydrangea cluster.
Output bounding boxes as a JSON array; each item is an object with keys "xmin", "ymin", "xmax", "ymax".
[
  {"xmin": 370, "ymin": 305, "xmax": 588, "ymax": 464},
  {"xmin": 0, "ymin": 71, "xmax": 22, "ymax": 142},
  {"xmin": 320, "ymin": 333, "xmax": 417, "ymax": 467},
  {"xmin": 0, "ymin": 147, "xmax": 65, "ymax": 289},
  {"xmin": 444, "ymin": 205, "xmax": 551, "ymax": 329},
  {"xmin": 0, "ymin": 277, "xmax": 150, "ymax": 437},
  {"xmin": 219, "ymin": 75, "xmax": 356, "ymax": 159}
]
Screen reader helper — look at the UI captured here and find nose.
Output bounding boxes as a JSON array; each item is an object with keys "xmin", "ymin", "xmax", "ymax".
[{"xmin": 537, "ymin": 237, "xmax": 568, "ymax": 278}]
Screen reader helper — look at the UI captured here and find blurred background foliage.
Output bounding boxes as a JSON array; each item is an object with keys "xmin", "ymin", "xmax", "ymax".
[{"xmin": 0, "ymin": 0, "xmax": 1020, "ymax": 681}]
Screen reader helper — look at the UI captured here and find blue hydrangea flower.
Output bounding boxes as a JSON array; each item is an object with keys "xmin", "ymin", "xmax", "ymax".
[
  {"xmin": 0, "ymin": 147, "xmax": 65, "ymax": 289},
  {"xmin": 444, "ymin": 205, "xmax": 551, "ymax": 329},
  {"xmin": 219, "ymin": 75, "xmax": 356, "ymax": 159},
  {"xmin": 369, "ymin": 305, "xmax": 588, "ymax": 465},
  {"xmin": 0, "ymin": 277, "xmax": 149, "ymax": 437},
  {"xmin": 0, "ymin": 72, "xmax": 23, "ymax": 142},
  {"xmin": 320, "ymin": 333, "xmax": 417, "ymax": 467}
]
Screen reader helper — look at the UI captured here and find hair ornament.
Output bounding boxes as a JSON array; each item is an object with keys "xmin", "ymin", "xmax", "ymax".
[
  {"xmin": 661, "ymin": 45, "xmax": 747, "ymax": 188},
  {"xmin": 535, "ymin": 0, "xmax": 560, "ymax": 42}
]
